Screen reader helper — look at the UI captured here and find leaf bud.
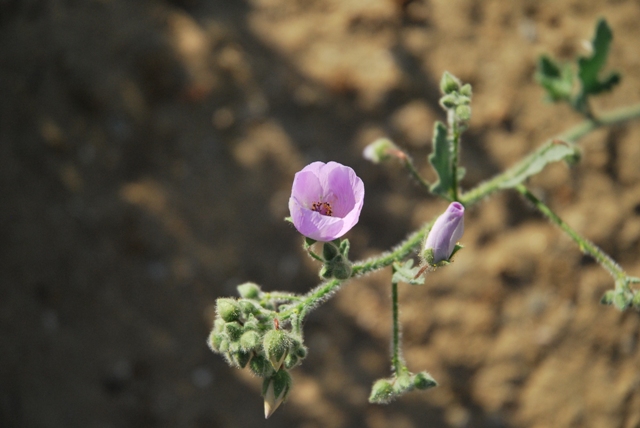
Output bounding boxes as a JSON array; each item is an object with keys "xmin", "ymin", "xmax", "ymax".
[
  {"xmin": 263, "ymin": 329, "xmax": 292, "ymax": 371},
  {"xmin": 440, "ymin": 71, "xmax": 462, "ymax": 94},
  {"xmin": 217, "ymin": 298, "xmax": 241, "ymax": 322},
  {"xmin": 237, "ymin": 282, "xmax": 261, "ymax": 299},
  {"xmin": 263, "ymin": 370, "xmax": 292, "ymax": 419}
]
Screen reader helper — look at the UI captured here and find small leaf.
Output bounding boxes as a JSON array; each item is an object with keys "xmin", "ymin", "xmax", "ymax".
[
  {"xmin": 535, "ymin": 55, "xmax": 574, "ymax": 102},
  {"xmin": 392, "ymin": 260, "xmax": 425, "ymax": 285},
  {"xmin": 428, "ymin": 121, "xmax": 453, "ymax": 199},
  {"xmin": 499, "ymin": 141, "xmax": 578, "ymax": 189},
  {"xmin": 577, "ymin": 19, "xmax": 621, "ymax": 96}
]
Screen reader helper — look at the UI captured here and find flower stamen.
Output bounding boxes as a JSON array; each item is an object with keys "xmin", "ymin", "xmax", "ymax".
[{"xmin": 312, "ymin": 201, "xmax": 333, "ymax": 216}]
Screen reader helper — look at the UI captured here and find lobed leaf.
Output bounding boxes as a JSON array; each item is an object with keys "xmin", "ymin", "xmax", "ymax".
[{"xmin": 577, "ymin": 18, "xmax": 621, "ymax": 96}]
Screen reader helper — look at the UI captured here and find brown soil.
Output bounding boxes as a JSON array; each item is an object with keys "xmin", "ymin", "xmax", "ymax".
[{"xmin": 1, "ymin": 1, "xmax": 639, "ymax": 427}]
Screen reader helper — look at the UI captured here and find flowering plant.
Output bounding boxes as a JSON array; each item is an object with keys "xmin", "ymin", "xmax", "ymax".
[{"xmin": 208, "ymin": 19, "xmax": 640, "ymax": 418}]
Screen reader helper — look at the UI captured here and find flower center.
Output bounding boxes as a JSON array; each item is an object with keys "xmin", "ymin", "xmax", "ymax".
[{"xmin": 311, "ymin": 201, "xmax": 333, "ymax": 216}]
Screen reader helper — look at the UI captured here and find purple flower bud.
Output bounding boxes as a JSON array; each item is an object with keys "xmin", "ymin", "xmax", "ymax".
[
  {"xmin": 423, "ymin": 202, "xmax": 464, "ymax": 265},
  {"xmin": 289, "ymin": 161, "xmax": 365, "ymax": 242}
]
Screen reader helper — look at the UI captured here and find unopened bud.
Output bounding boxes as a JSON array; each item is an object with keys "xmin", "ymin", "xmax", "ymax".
[
  {"xmin": 263, "ymin": 329, "xmax": 292, "ymax": 371},
  {"xmin": 239, "ymin": 300, "xmax": 259, "ymax": 316},
  {"xmin": 455, "ymin": 105, "xmax": 471, "ymax": 122},
  {"xmin": 363, "ymin": 138, "xmax": 401, "ymax": 164},
  {"xmin": 369, "ymin": 379, "xmax": 394, "ymax": 404},
  {"xmin": 232, "ymin": 351, "xmax": 252, "ymax": 368},
  {"xmin": 459, "ymin": 83, "xmax": 472, "ymax": 97},
  {"xmin": 263, "ymin": 370, "xmax": 292, "ymax": 419},
  {"xmin": 237, "ymin": 282, "xmax": 261, "ymax": 299},
  {"xmin": 330, "ymin": 255, "xmax": 353, "ymax": 280},
  {"xmin": 613, "ymin": 292, "xmax": 630, "ymax": 311},
  {"xmin": 225, "ymin": 321, "xmax": 243, "ymax": 341},
  {"xmin": 249, "ymin": 355, "xmax": 272, "ymax": 377},
  {"xmin": 217, "ymin": 298, "xmax": 241, "ymax": 322},
  {"xmin": 632, "ymin": 292, "xmax": 640, "ymax": 310},
  {"xmin": 240, "ymin": 330, "xmax": 261, "ymax": 351},
  {"xmin": 422, "ymin": 202, "xmax": 465, "ymax": 267},
  {"xmin": 600, "ymin": 290, "xmax": 615, "ymax": 305},
  {"xmin": 413, "ymin": 371, "xmax": 437, "ymax": 390},
  {"xmin": 208, "ymin": 332, "xmax": 226, "ymax": 353},
  {"xmin": 440, "ymin": 71, "xmax": 462, "ymax": 94},
  {"xmin": 439, "ymin": 94, "xmax": 458, "ymax": 109}
]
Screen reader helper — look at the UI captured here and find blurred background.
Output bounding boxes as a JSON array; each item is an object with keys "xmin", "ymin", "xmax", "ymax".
[{"xmin": 1, "ymin": 0, "xmax": 640, "ymax": 427}]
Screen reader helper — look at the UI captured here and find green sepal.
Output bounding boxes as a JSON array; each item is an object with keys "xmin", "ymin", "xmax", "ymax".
[
  {"xmin": 339, "ymin": 239, "xmax": 350, "ymax": 258},
  {"xmin": 428, "ymin": 121, "xmax": 453, "ymax": 199},
  {"xmin": 304, "ymin": 237, "xmax": 317, "ymax": 248},
  {"xmin": 284, "ymin": 216, "xmax": 293, "ymax": 224},
  {"xmin": 322, "ymin": 242, "xmax": 339, "ymax": 261},
  {"xmin": 449, "ymin": 243, "xmax": 463, "ymax": 260}
]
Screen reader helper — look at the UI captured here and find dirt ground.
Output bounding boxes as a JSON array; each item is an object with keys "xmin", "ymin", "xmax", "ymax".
[{"xmin": 1, "ymin": 0, "xmax": 640, "ymax": 427}]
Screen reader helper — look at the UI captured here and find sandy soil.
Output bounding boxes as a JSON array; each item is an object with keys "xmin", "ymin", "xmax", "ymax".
[{"xmin": 1, "ymin": 0, "xmax": 639, "ymax": 427}]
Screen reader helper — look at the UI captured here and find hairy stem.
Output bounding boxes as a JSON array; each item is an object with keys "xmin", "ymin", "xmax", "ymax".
[
  {"xmin": 514, "ymin": 184, "xmax": 628, "ymax": 285},
  {"xmin": 391, "ymin": 281, "xmax": 405, "ymax": 374}
]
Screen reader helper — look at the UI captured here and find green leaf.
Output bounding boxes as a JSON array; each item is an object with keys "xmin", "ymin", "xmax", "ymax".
[
  {"xmin": 392, "ymin": 260, "xmax": 425, "ymax": 285},
  {"xmin": 577, "ymin": 18, "xmax": 621, "ymax": 96},
  {"xmin": 499, "ymin": 140, "xmax": 578, "ymax": 189},
  {"xmin": 428, "ymin": 121, "xmax": 453, "ymax": 199},
  {"xmin": 535, "ymin": 55, "xmax": 574, "ymax": 102}
]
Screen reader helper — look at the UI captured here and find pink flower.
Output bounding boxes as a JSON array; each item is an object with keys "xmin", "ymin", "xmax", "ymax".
[{"xmin": 288, "ymin": 161, "xmax": 365, "ymax": 241}]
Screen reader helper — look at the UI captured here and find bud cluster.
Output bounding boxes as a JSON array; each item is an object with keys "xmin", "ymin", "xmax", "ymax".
[
  {"xmin": 208, "ymin": 282, "xmax": 308, "ymax": 418},
  {"xmin": 369, "ymin": 371, "xmax": 437, "ymax": 404},
  {"xmin": 439, "ymin": 71, "xmax": 473, "ymax": 123},
  {"xmin": 600, "ymin": 281, "xmax": 640, "ymax": 311}
]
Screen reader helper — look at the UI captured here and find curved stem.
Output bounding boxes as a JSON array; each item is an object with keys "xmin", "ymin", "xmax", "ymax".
[
  {"xmin": 514, "ymin": 184, "xmax": 628, "ymax": 285},
  {"xmin": 391, "ymin": 282, "xmax": 405, "ymax": 374}
]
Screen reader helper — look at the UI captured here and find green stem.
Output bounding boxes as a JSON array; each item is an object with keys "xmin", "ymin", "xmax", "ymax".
[
  {"xmin": 449, "ymin": 109, "xmax": 461, "ymax": 201},
  {"xmin": 391, "ymin": 281, "xmax": 404, "ymax": 374},
  {"xmin": 514, "ymin": 184, "xmax": 628, "ymax": 285},
  {"xmin": 402, "ymin": 155, "xmax": 431, "ymax": 192},
  {"xmin": 461, "ymin": 102, "xmax": 640, "ymax": 206}
]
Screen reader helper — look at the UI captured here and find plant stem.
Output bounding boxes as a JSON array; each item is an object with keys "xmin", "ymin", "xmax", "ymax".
[
  {"xmin": 514, "ymin": 184, "xmax": 627, "ymax": 284},
  {"xmin": 391, "ymin": 281, "xmax": 404, "ymax": 374},
  {"xmin": 402, "ymin": 155, "xmax": 431, "ymax": 192},
  {"xmin": 461, "ymin": 102, "xmax": 640, "ymax": 206},
  {"xmin": 448, "ymin": 109, "xmax": 461, "ymax": 201}
]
